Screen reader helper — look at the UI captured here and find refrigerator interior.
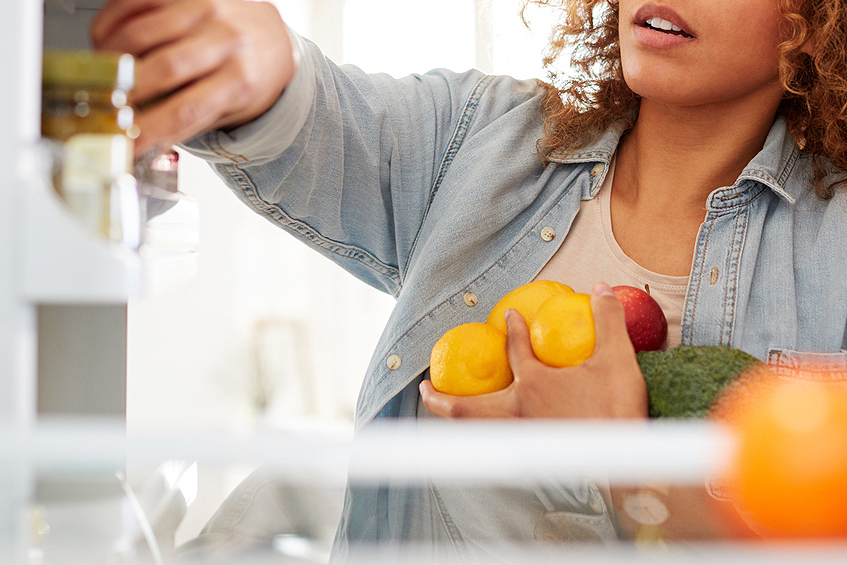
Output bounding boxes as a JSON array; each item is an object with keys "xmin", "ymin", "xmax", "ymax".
[{"xmin": 2, "ymin": 1, "xmax": 846, "ymax": 564}]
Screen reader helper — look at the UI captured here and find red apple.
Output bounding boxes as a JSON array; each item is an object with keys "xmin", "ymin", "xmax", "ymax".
[{"xmin": 611, "ymin": 285, "xmax": 668, "ymax": 352}]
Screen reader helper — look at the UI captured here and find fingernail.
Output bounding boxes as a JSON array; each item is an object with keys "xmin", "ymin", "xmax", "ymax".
[
  {"xmin": 505, "ymin": 308, "xmax": 516, "ymax": 322},
  {"xmin": 592, "ymin": 282, "xmax": 615, "ymax": 297}
]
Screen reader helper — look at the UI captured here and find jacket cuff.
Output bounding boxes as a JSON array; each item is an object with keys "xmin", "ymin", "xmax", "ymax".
[{"xmin": 181, "ymin": 25, "xmax": 315, "ymax": 164}]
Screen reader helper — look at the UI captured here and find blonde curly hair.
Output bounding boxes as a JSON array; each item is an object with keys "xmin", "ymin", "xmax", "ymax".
[{"xmin": 526, "ymin": 0, "xmax": 847, "ymax": 198}]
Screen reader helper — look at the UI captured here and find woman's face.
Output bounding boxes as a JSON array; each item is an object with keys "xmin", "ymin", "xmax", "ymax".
[{"xmin": 618, "ymin": 0, "xmax": 786, "ymax": 109}]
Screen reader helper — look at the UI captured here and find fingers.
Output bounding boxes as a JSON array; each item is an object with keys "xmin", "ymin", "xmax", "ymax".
[
  {"xmin": 419, "ymin": 381, "xmax": 517, "ymax": 419},
  {"xmin": 91, "ymin": 0, "xmax": 172, "ymax": 48},
  {"xmin": 589, "ymin": 282, "xmax": 634, "ymax": 357},
  {"xmin": 132, "ymin": 62, "xmax": 246, "ymax": 154},
  {"xmin": 96, "ymin": 1, "xmax": 208, "ymax": 56},
  {"xmin": 94, "ymin": 0, "xmax": 238, "ymax": 107},
  {"xmin": 504, "ymin": 309, "xmax": 541, "ymax": 374},
  {"xmin": 131, "ymin": 20, "xmax": 242, "ymax": 105},
  {"xmin": 586, "ymin": 282, "xmax": 647, "ymax": 418},
  {"xmin": 91, "ymin": 0, "xmax": 294, "ymax": 153}
]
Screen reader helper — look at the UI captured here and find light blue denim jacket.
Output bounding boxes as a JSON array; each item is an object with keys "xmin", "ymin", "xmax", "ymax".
[{"xmin": 186, "ymin": 33, "xmax": 847, "ymax": 558}]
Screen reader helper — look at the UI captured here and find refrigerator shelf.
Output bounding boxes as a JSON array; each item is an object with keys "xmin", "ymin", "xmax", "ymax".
[{"xmin": 18, "ymin": 147, "xmax": 199, "ymax": 303}]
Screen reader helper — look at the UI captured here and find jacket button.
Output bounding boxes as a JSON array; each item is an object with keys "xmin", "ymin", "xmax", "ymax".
[
  {"xmin": 540, "ymin": 227, "xmax": 556, "ymax": 242},
  {"xmin": 463, "ymin": 292, "xmax": 478, "ymax": 307},
  {"xmin": 590, "ymin": 163, "xmax": 604, "ymax": 177},
  {"xmin": 386, "ymin": 354, "xmax": 402, "ymax": 370},
  {"xmin": 589, "ymin": 497, "xmax": 604, "ymax": 514}
]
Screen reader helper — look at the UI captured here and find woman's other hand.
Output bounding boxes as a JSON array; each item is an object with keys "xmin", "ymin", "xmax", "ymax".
[
  {"xmin": 420, "ymin": 283, "xmax": 649, "ymax": 419},
  {"xmin": 91, "ymin": 0, "xmax": 296, "ymax": 154}
]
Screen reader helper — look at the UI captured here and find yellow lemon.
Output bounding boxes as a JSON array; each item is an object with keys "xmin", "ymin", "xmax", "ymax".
[
  {"xmin": 430, "ymin": 322, "xmax": 513, "ymax": 396},
  {"xmin": 486, "ymin": 280, "xmax": 573, "ymax": 334},
  {"xmin": 529, "ymin": 292, "xmax": 595, "ymax": 368}
]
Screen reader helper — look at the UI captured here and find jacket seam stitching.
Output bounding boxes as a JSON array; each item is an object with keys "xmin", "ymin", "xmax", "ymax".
[
  {"xmin": 684, "ymin": 220, "xmax": 714, "ymax": 344},
  {"xmin": 204, "ymin": 133, "xmax": 238, "ymax": 164},
  {"xmin": 723, "ymin": 207, "xmax": 747, "ymax": 344},
  {"xmin": 715, "ymin": 184, "xmax": 766, "ymax": 207},
  {"xmin": 208, "ymin": 131, "xmax": 249, "ymax": 164},
  {"xmin": 220, "ymin": 164, "xmax": 402, "ymax": 288},
  {"xmin": 429, "ymin": 484, "xmax": 468, "ymax": 558},
  {"xmin": 400, "ymin": 74, "xmax": 495, "ymax": 283},
  {"xmin": 777, "ymin": 145, "xmax": 799, "ymax": 186}
]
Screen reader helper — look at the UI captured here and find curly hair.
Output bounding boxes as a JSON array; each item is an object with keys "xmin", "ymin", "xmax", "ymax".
[{"xmin": 525, "ymin": 0, "xmax": 847, "ymax": 198}]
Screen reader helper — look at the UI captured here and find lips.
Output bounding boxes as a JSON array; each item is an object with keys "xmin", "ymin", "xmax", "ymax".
[{"xmin": 633, "ymin": 3, "xmax": 695, "ymax": 39}]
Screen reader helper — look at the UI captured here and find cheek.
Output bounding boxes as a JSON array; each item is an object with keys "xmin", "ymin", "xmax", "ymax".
[
  {"xmin": 707, "ymin": 9, "xmax": 784, "ymax": 75},
  {"xmin": 703, "ymin": 25, "xmax": 783, "ymax": 87}
]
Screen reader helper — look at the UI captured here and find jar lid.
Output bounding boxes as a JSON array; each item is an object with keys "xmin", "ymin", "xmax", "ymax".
[{"xmin": 42, "ymin": 50, "xmax": 135, "ymax": 91}]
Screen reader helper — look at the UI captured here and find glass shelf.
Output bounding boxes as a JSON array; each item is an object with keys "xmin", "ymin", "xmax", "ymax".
[
  {"xmin": 17, "ymin": 143, "xmax": 199, "ymax": 303},
  {"xmin": 3, "ymin": 420, "xmax": 847, "ymax": 564}
]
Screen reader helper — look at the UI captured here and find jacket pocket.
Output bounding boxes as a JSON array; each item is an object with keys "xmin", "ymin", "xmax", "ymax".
[
  {"xmin": 532, "ymin": 487, "xmax": 618, "ymax": 543},
  {"xmin": 767, "ymin": 348, "xmax": 847, "ymax": 383},
  {"xmin": 533, "ymin": 510, "xmax": 618, "ymax": 542}
]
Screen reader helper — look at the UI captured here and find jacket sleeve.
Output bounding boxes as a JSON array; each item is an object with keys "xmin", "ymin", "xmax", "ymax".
[{"xmin": 183, "ymin": 29, "xmax": 493, "ymax": 296}]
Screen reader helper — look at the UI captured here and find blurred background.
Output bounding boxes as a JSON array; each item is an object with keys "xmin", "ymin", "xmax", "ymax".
[{"xmin": 122, "ymin": 0, "xmax": 555, "ymax": 545}]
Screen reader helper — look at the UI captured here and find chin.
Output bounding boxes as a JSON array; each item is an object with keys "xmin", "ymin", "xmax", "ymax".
[
  {"xmin": 621, "ymin": 53, "xmax": 782, "ymax": 111},
  {"xmin": 620, "ymin": 51, "xmax": 716, "ymax": 107},
  {"xmin": 622, "ymin": 70, "xmax": 718, "ymax": 109}
]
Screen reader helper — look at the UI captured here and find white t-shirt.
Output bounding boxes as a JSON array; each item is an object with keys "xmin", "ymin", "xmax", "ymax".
[{"xmin": 534, "ymin": 157, "xmax": 688, "ymax": 348}]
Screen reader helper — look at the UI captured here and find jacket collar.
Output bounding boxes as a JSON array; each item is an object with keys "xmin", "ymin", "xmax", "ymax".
[
  {"xmin": 545, "ymin": 115, "xmax": 804, "ymax": 205},
  {"xmin": 546, "ymin": 123, "xmax": 624, "ymax": 166},
  {"xmin": 735, "ymin": 115, "xmax": 802, "ymax": 205}
]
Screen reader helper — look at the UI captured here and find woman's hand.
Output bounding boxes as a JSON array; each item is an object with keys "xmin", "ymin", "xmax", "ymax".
[
  {"xmin": 91, "ymin": 0, "xmax": 296, "ymax": 154},
  {"xmin": 420, "ymin": 283, "xmax": 649, "ymax": 419}
]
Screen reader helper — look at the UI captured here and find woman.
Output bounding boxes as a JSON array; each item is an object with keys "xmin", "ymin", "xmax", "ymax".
[{"xmin": 93, "ymin": 0, "xmax": 847, "ymax": 558}]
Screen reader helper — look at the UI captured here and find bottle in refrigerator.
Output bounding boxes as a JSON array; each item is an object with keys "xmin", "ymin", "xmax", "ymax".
[{"xmin": 41, "ymin": 50, "xmax": 139, "ymax": 245}]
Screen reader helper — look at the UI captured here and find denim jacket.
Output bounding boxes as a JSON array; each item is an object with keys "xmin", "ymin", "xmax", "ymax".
[{"xmin": 186, "ymin": 32, "xmax": 847, "ymax": 557}]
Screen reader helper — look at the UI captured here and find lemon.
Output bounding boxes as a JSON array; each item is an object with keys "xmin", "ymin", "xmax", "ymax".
[
  {"xmin": 430, "ymin": 322, "xmax": 513, "ymax": 396},
  {"xmin": 529, "ymin": 292, "xmax": 595, "ymax": 367},
  {"xmin": 487, "ymin": 280, "xmax": 573, "ymax": 334}
]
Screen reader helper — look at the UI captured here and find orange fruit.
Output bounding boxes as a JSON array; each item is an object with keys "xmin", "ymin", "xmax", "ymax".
[
  {"xmin": 429, "ymin": 322, "xmax": 513, "ymax": 396},
  {"xmin": 486, "ymin": 280, "xmax": 573, "ymax": 334},
  {"xmin": 528, "ymin": 292, "xmax": 595, "ymax": 368},
  {"xmin": 724, "ymin": 379, "xmax": 847, "ymax": 538}
]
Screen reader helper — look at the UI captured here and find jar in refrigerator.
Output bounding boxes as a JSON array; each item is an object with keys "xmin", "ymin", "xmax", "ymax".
[
  {"xmin": 135, "ymin": 148, "xmax": 179, "ymax": 194},
  {"xmin": 41, "ymin": 50, "xmax": 140, "ymax": 244},
  {"xmin": 134, "ymin": 148, "xmax": 181, "ymax": 237}
]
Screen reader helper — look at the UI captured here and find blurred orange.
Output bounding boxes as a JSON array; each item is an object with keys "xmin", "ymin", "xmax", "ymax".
[{"xmin": 723, "ymin": 377, "xmax": 847, "ymax": 538}]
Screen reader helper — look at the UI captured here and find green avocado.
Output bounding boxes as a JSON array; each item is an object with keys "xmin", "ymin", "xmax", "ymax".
[{"xmin": 637, "ymin": 345, "xmax": 764, "ymax": 419}]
